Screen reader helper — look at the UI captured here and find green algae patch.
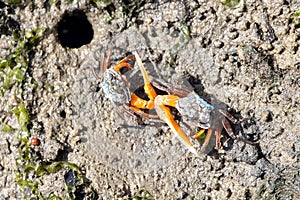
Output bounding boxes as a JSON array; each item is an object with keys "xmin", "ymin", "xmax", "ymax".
[{"xmin": 0, "ymin": 28, "xmax": 85, "ymax": 199}]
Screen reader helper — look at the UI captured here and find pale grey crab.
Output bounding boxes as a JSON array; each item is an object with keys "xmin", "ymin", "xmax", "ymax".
[{"xmin": 132, "ymin": 51, "xmax": 258, "ymax": 155}]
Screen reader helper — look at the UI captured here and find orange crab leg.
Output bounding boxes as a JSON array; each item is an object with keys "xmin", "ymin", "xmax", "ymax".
[
  {"xmin": 193, "ymin": 129, "xmax": 206, "ymax": 139},
  {"xmin": 110, "ymin": 53, "xmax": 157, "ymax": 111},
  {"xmin": 129, "ymin": 105, "xmax": 159, "ymax": 119},
  {"xmin": 108, "ymin": 54, "xmax": 155, "ymax": 110},
  {"xmin": 130, "ymin": 93, "xmax": 154, "ymax": 109},
  {"xmin": 200, "ymin": 128, "xmax": 213, "ymax": 152},
  {"xmin": 154, "ymin": 96, "xmax": 198, "ymax": 155}
]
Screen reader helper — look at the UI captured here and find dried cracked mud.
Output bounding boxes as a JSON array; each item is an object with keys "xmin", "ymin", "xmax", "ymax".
[{"xmin": 0, "ymin": 0, "xmax": 299, "ymax": 199}]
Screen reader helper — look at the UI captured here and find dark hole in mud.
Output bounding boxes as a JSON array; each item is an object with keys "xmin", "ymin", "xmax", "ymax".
[{"xmin": 56, "ymin": 9, "xmax": 93, "ymax": 48}]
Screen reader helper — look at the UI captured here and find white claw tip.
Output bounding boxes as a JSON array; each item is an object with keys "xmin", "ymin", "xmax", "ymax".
[{"xmin": 189, "ymin": 146, "xmax": 199, "ymax": 156}]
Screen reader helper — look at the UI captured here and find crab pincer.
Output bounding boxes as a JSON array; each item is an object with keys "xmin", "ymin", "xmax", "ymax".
[{"xmin": 133, "ymin": 51, "xmax": 198, "ymax": 155}]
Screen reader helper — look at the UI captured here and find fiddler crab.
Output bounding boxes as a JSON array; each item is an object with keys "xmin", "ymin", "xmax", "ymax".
[
  {"xmin": 93, "ymin": 49, "xmax": 258, "ymax": 155},
  {"xmin": 91, "ymin": 49, "xmax": 158, "ymax": 120}
]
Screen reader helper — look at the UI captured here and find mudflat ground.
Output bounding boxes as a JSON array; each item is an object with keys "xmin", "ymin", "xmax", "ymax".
[{"xmin": 0, "ymin": 0, "xmax": 299, "ymax": 199}]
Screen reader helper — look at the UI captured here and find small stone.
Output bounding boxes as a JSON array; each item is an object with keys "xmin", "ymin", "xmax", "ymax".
[
  {"xmin": 213, "ymin": 40, "xmax": 224, "ymax": 48},
  {"xmin": 261, "ymin": 110, "xmax": 272, "ymax": 122},
  {"xmin": 31, "ymin": 137, "xmax": 40, "ymax": 146}
]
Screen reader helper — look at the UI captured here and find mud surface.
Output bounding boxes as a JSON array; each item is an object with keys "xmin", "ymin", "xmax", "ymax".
[{"xmin": 0, "ymin": 0, "xmax": 299, "ymax": 199}]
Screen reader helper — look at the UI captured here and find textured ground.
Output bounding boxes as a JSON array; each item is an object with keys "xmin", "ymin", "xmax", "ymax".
[{"xmin": 0, "ymin": 0, "xmax": 299, "ymax": 199}]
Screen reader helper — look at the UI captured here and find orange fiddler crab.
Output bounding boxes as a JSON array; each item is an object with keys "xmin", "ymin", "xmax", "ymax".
[{"xmin": 94, "ymin": 50, "xmax": 258, "ymax": 155}]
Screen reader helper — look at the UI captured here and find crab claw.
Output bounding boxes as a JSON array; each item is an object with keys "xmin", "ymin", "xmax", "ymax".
[
  {"xmin": 133, "ymin": 51, "xmax": 157, "ymax": 101},
  {"xmin": 133, "ymin": 51, "xmax": 198, "ymax": 155},
  {"xmin": 154, "ymin": 95, "xmax": 198, "ymax": 155}
]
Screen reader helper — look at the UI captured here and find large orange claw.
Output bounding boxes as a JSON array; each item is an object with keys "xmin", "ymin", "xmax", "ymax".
[
  {"xmin": 133, "ymin": 51, "xmax": 157, "ymax": 101},
  {"xmin": 154, "ymin": 95, "xmax": 198, "ymax": 155},
  {"xmin": 133, "ymin": 51, "xmax": 198, "ymax": 155}
]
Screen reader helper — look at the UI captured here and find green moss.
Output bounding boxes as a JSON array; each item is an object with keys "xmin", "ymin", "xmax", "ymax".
[
  {"xmin": 1, "ymin": 123, "xmax": 14, "ymax": 132},
  {"xmin": 220, "ymin": 0, "xmax": 241, "ymax": 8},
  {"xmin": 0, "ymin": 28, "xmax": 85, "ymax": 199},
  {"xmin": 290, "ymin": 11, "xmax": 300, "ymax": 26},
  {"xmin": 49, "ymin": 193, "xmax": 63, "ymax": 200},
  {"xmin": 16, "ymin": 179, "xmax": 42, "ymax": 198},
  {"xmin": 0, "ymin": 28, "xmax": 44, "ymax": 95},
  {"xmin": 179, "ymin": 24, "xmax": 191, "ymax": 41},
  {"xmin": 133, "ymin": 189, "xmax": 153, "ymax": 200},
  {"xmin": 12, "ymin": 103, "xmax": 30, "ymax": 132},
  {"xmin": 7, "ymin": 0, "xmax": 21, "ymax": 3}
]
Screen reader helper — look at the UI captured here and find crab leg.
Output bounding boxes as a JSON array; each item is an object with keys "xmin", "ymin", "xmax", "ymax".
[
  {"xmin": 200, "ymin": 128, "xmax": 213, "ymax": 152},
  {"xmin": 215, "ymin": 126, "xmax": 222, "ymax": 149},
  {"xmin": 221, "ymin": 118, "xmax": 258, "ymax": 145},
  {"xmin": 133, "ymin": 51, "xmax": 197, "ymax": 155},
  {"xmin": 193, "ymin": 129, "xmax": 206, "ymax": 139},
  {"xmin": 109, "ymin": 53, "xmax": 154, "ymax": 110},
  {"xmin": 91, "ymin": 48, "xmax": 113, "ymax": 82},
  {"xmin": 219, "ymin": 109, "xmax": 250, "ymax": 124},
  {"xmin": 104, "ymin": 48, "xmax": 113, "ymax": 70}
]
